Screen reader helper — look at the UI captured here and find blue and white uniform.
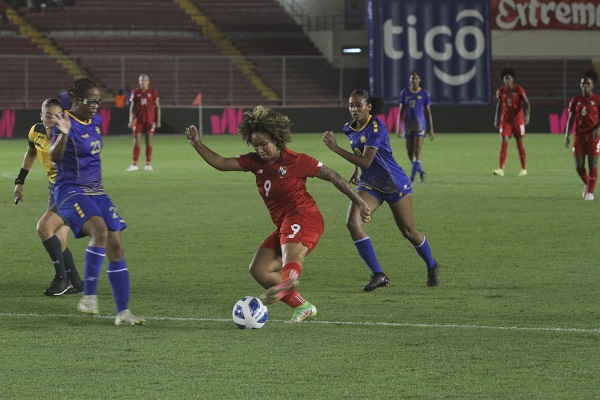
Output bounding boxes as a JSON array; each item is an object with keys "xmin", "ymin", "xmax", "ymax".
[
  {"xmin": 343, "ymin": 115, "xmax": 412, "ymax": 204},
  {"xmin": 52, "ymin": 111, "xmax": 127, "ymax": 237}
]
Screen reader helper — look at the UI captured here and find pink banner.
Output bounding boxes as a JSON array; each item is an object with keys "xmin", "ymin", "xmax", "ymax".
[{"xmin": 491, "ymin": 0, "xmax": 600, "ymax": 30}]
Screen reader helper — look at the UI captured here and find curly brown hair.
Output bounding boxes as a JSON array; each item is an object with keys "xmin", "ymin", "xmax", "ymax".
[{"xmin": 237, "ymin": 105, "xmax": 292, "ymax": 151}]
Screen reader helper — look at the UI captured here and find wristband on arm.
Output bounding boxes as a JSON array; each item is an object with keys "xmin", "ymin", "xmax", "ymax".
[{"xmin": 15, "ymin": 168, "xmax": 29, "ymax": 185}]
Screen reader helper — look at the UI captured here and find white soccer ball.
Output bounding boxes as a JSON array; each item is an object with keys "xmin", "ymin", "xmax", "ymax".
[{"xmin": 232, "ymin": 296, "xmax": 268, "ymax": 330}]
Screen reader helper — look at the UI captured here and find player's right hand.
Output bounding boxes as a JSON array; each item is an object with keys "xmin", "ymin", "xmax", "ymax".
[{"xmin": 14, "ymin": 185, "xmax": 23, "ymax": 205}]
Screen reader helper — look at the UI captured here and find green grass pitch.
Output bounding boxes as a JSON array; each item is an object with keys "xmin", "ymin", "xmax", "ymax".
[{"xmin": 0, "ymin": 132, "xmax": 598, "ymax": 399}]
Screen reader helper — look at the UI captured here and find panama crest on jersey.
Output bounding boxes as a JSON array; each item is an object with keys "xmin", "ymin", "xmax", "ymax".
[{"xmin": 278, "ymin": 166, "xmax": 287, "ymax": 178}]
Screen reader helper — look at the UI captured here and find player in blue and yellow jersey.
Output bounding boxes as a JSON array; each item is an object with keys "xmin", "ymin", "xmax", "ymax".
[
  {"xmin": 13, "ymin": 98, "xmax": 83, "ymax": 296},
  {"xmin": 50, "ymin": 78, "xmax": 145, "ymax": 326},
  {"xmin": 323, "ymin": 89, "xmax": 439, "ymax": 290},
  {"xmin": 395, "ymin": 71, "xmax": 434, "ymax": 183}
]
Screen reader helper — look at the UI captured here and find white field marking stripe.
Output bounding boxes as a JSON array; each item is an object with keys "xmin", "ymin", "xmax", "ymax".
[{"xmin": 0, "ymin": 312, "xmax": 599, "ymax": 333}]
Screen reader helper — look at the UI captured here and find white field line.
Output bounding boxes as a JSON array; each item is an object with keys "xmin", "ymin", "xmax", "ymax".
[{"xmin": 1, "ymin": 312, "xmax": 599, "ymax": 333}]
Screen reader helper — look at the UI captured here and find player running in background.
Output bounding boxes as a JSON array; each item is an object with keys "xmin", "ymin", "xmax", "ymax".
[
  {"xmin": 185, "ymin": 105, "xmax": 371, "ymax": 323},
  {"xmin": 564, "ymin": 69, "xmax": 600, "ymax": 201},
  {"xmin": 493, "ymin": 68, "xmax": 531, "ymax": 177},
  {"xmin": 51, "ymin": 78, "xmax": 145, "ymax": 326},
  {"xmin": 13, "ymin": 98, "xmax": 83, "ymax": 296},
  {"xmin": 127, "ymin": 74, "xmax": 161, "ymax": 171},
  {"xmin": 395, "ymin": 71, "xmax": 434, "ymax": 183},
  {"xmin": 323, "ymin": 89, "xmax": 439, "ymax": 291}
]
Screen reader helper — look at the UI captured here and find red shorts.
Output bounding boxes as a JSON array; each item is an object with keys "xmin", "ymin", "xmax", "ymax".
[
  {"xmin": 132, "ymin": 119, "xmax": 155, "ymax": 135},
  {"xmin": 499, "ymin": 121, "xmax": 525, "ymax": 139},
  {"xmin": 572, "ymin": 132, "xmax": 600, "ymax": 157},
  {"xmin": 260, "ymin": 211, "xmax": 324, "ymax": 256}
]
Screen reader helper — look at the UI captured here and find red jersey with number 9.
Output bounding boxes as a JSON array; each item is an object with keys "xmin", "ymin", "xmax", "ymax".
[{"xmin": 236, "ymin": 149, "xmax": 322, "ymax": 228}]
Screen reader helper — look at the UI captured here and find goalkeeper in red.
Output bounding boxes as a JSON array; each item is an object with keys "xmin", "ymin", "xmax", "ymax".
[
  {"xmin": 564, "ymin": 69, "xmax": 600, "ymax": 201},
  {"xmin": 185, "ymin": 106, "xmax": 371, "ymax": 323}
]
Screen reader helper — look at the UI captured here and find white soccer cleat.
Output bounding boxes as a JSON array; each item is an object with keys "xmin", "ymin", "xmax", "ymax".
[
  {"xmin": 493, "ymin": 169, "xmax": 504, "ymax": 177},
  {"xmin": 582, "ymin": 185, "xmax": 588, "ymax": 198},
  {"xmin": 126, "ymin": 165, "xmax": 138, "ymax": 171},
  {"xmin": 144, "ymin": 164, "xmax": 153, "ymax": 171},
  {"xmin": 584, "ymin": 193, "xmax": 594, "ymax": 201},
  {"xmin": 518, "ymin": 169, "xmax": 527, "ymax": 176},
  {"xmin": 115, "ymin": 309, "xmax": 146, "ymax": 326},
  {"xmin": 78, "ymin": 294, "xmax": 99, "ymax": 315}
]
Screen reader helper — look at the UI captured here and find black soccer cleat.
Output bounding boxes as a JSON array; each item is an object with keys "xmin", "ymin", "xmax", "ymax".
[
  {"xmin": 44, "ymin": 275, "xmax": 72, "ymax": 296},
  {"xmin": 67, "ymin": 281, "xmax": 84, "ymax": 294},
  {"xmin": 364, "ymin": 273, "xmax": 390, "ymax": 292},
  {"xmin": 419, "ymin": 171, "xmax": 427, "ymax": 183},
  {"xmin": 426, "ymin": 263, "xmax": 439, "ymax": 287}
]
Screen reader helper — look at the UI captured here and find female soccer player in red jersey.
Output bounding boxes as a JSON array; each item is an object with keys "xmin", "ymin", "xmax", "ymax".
[
  {"xmin": 323, "ymin": 89, "xmax": 439, "ymax": 291},
  {"xmin": 185, "ymin": 106, "xmax": 371, "ymax": 323},
  {"xmin": 493, "ymin": 68, "xmax": 531, "ymax": 177},
  {"xmin": 127, "ymin": 74, "xmax": 161, "ymax": 171},
  {"xmin": 564, "ymin": 70, "xmax": 600, "ymax": 201}
]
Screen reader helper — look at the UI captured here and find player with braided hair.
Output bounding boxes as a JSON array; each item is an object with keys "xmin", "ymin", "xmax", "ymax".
[
  {"xmin": 50, "ymin": 78, "xmax": 145, "ymax": 325},
  {"xmin": 185, "ymin": 105, "xmax": 371, "ymax": 323},
  {"xmin": 322, "ymin": 89, "xmax": 439, "ymax": 290}
]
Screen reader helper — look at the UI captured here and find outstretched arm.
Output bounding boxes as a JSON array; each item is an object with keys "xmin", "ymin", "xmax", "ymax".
[
  {"xmin": 185, "ymin": 125, "xmax": 242, "ymax": 171},
  {"xmin": 316, "ymin": 165, "xmax": 371, "ymax": 222}
]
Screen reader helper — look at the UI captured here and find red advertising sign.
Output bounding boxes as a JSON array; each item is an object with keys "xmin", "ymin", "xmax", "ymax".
[{"xmin": 491, "ymin": 0, "xmax": 600, "ymax": 29}]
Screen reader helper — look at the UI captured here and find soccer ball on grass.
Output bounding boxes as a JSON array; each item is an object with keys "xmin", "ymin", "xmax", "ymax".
[{"xmin": 232, "ymin": 296, "xmax": 268, "ymax": 330}]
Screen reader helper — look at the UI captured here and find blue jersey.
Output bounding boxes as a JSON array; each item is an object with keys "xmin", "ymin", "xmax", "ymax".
[
  {"xmin": 343, "ymin": 115, "xmax": 408, "ymax": 194},
  {"xmin": 52, "ymin": 111, "xmax": 104, "ymax": 194},
  {"xmin": 398, "ymin": 88, "xmax": 431, "ymax": 132}
]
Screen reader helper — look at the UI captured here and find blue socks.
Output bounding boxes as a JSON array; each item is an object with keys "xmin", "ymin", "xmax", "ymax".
[
  {"xmin": 410, "ymin": 160, "xmax": 425, "ymax": 181},
  {"xmin": 354, "ymin": 237, "xmax": 383, "ymax": 274},
  {"xmin": 414, "ymin": 237, "xmax": 436, "ymax": 269},
  {"xmin": 107, "ymin": 260, "xmax": 130, "ymax": 313},
  {"xmin": 84, "ymin": 246, "xmax": 130, "ymax": 313},
  {"xmin": 84, "ymin": 246, "xmax": 105, "ymax": 295}
]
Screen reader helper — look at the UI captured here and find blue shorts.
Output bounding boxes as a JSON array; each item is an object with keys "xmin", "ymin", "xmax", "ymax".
[
  {"xmin": 54, "ymin": 186, "xmax": 127, "ymax": 238},
  {"xmin": 403, "ymin": 130, "xmax": 426, "ymax": 139},
  {"xmin": 358, "ymin": 181, "xmax": 413, "ymax": 205}
]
